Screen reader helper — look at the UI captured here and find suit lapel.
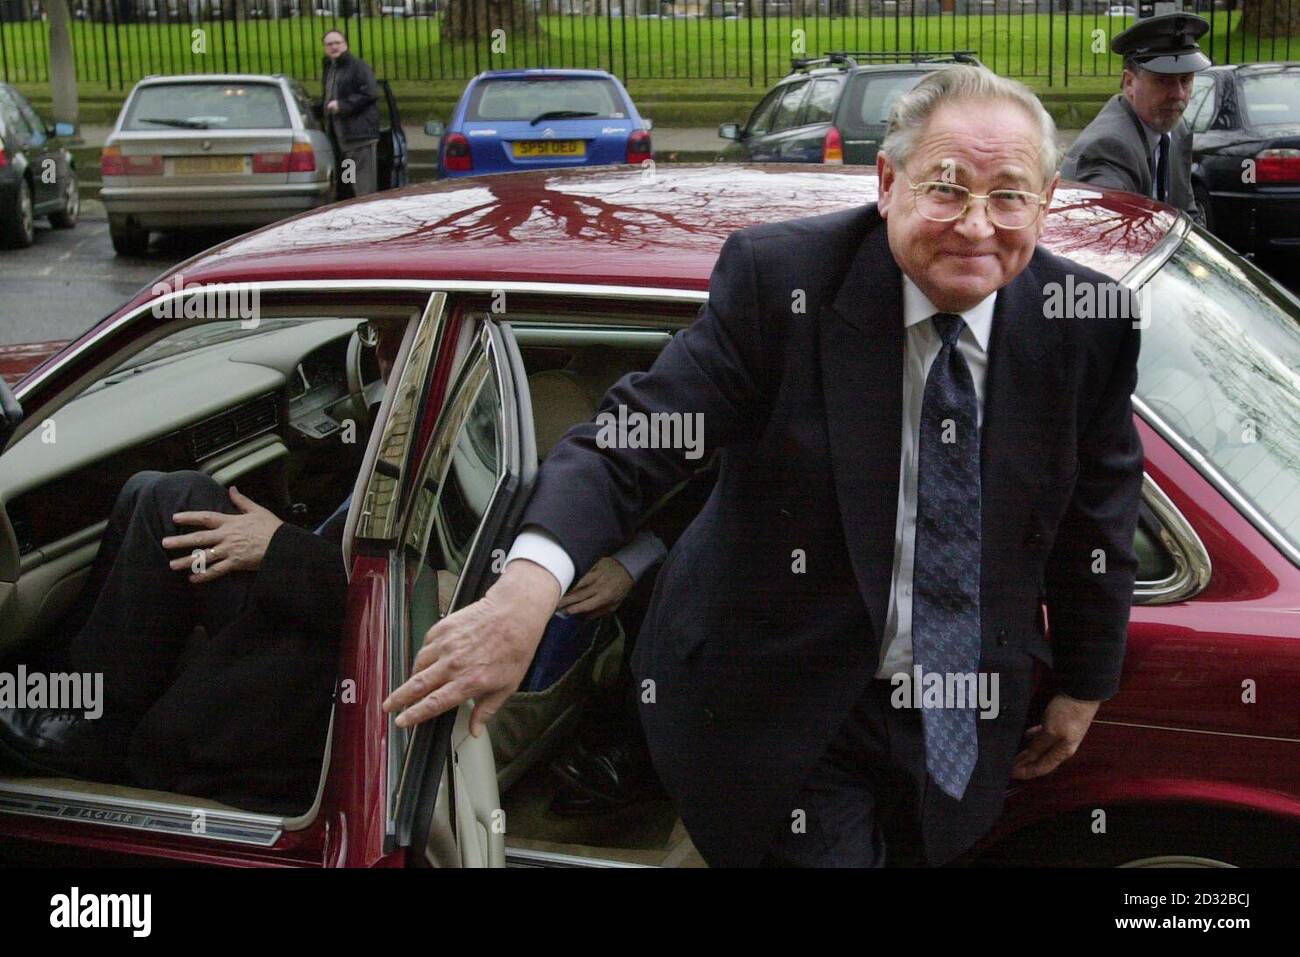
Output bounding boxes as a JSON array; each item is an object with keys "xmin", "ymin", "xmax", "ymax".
[
  {"xmin": 980, "ymin": 257, "xmax": 1061, "ymax": 567},
  {"xmin": 820, "ymin": 209, "xmax": 903, "ymax": 641}
]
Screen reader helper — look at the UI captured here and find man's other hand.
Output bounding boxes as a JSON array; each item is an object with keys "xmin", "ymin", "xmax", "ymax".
[
  {"xmin": 557, "ymin": 556, "xmax": 634, "ymax": 618},
  {"xmin": 1010, "ymin": 693, "xmax": 1102, "ymax": 780},
  {"xmin": 383, "ymin": 559, "xmax": 561, "ymax": 737},
  {"xmin": 326, "ymin": 99, "xmax": 339, "ymax": 113},
  {"xmin": 163, "ymin": 485, "xmax": 283, "ymax": 584}
]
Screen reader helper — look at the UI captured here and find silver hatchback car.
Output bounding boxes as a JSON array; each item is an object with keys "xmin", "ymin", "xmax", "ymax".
[{"xmin": 101, "ymin": 74, "xmax": 335, "ymax": 255}]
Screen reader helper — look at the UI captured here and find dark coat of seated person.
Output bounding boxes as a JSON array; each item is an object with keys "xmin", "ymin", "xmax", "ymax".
[{"xmin": 0, "ymin": 469, "xmax": 350, "ymax": 814}]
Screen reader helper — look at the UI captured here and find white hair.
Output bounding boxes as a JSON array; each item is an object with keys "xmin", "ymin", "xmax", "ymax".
[{"xmin": 879, "ymin": 65, "xmax": 1060, "ymax": 187}]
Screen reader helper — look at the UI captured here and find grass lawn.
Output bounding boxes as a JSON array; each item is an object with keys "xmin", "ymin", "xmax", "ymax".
[{"xmin": 2, "ymin": 11, "xmax": 1296, "ymax": 92}]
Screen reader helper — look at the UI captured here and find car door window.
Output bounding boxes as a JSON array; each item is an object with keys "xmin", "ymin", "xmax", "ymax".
[
  {"xmin": 13, "ymin": 92, "xmax": 46, "ymax": 148},
  {"xmin": 746, "ymin": 86, "xmax": 784, "ymax": 136},
  {"xmin": 391, "ymin": 318, "xmax": 529, "ymax": 856},
  {"xmin": 1187, "ymin": 75, "xmax": 1216, "ymax": 133},
  {"xmin": 770, "ymin": 80, "xmax": 810, "ymax": 132},
  {"xmin": 802, "ymin": 78, "xmax": 841, "ymax": 126},
  {"xmin": 0, "ymin": 88, "xmax": 31, "ymax": 146}
]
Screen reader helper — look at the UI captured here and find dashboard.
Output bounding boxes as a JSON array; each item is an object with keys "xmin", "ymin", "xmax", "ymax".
[{"xmin": 0, "ymin": 319, "xmax": 380, "ymax": 563}]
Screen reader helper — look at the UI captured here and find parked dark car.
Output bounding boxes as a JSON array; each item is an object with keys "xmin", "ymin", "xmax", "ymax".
[
  {"xmin": 0, "ymin": 166, "xmax": 1298, "ymax": 867},
  {"xmin": 1190, "ymin": 62, "xmax": 1300, "ymax": 258},
  {"xmin": 718, "ymin": 51, "xmax": 980, "ymax": 166},
  {"xmin": 0, "ymin": 83, "xmax": 79, "ymax": 249}
]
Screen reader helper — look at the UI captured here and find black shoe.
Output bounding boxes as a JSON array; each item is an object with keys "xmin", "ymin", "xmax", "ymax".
[
  {"xmin": 0, "ymin": 708, "xmax": 131, "ymax": 781},
  {"xmin": 548, "ymin": 740, "xmax": 662, "ymax": 815}
]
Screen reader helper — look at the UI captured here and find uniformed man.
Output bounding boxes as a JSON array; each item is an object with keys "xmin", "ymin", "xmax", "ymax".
[{"xmin": 1061, "ymin": 13, "xmax": 1211, "ymax": 219}]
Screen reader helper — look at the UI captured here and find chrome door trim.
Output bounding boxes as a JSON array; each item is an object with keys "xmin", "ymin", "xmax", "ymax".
[
  {"xmin": 14, "ymin": 280, "xmax": 706, "ymax": 402},
  {"xmin": 1134, "ymin": 472, "xmax": 1213, "ymax": 605},
  {"xmin": 505, "ymin": 846, "xmax": 651, "ymax": 868},
  {"xmin": 0, "ymin": 781, "xmax": 283, "ymax": 847},
  {"xmin": 1120, "ymin": 212, "xmax": 1191, "ymax": 290}
]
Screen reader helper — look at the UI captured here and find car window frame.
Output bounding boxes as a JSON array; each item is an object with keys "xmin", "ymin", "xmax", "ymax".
[
  {"xmin": 770, "ymin": 79, "xmax": 812, "ymax": 133},
  {"xmin": 745, "ymin": 85, "xmax": 785, "ymax": 137},
  {"xmin": 800, "ymin": 76, "xmax": 843, "ymax": 128}
]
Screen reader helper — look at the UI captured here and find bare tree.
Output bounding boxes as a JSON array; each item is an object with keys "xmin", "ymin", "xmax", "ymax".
[
  {"xmin": 441, "ymin": 0, "xmax": 539, "ymax": 43},
  {"xmin": 46, "ymin": 0, "xmax": 79, "ymax": 126}
]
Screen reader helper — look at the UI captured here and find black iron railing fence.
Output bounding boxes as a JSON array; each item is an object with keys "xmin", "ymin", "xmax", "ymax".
[{"xmin": 0, "ymin": 1, "xmax": 1293, "ymax": 90}]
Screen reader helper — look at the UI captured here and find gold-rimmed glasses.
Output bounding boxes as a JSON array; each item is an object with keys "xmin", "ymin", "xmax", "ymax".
[{"xmin": 902, "ymin": 175, "xmax": 1049, "ymax": 230}]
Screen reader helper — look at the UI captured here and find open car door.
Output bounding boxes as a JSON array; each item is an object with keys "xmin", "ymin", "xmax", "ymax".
[{"xmin": 391, "ymin": 316, "xmax": 535, "ymax": 866}]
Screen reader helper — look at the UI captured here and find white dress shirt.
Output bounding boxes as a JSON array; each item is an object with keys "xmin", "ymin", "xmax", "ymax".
[
  {"xmin": 875, "ymin": 278, "xmax": 995, "ymax": 678},
  {"xmin": 506, "ymin": 277, "xmax": 997, "ymax": 675}
]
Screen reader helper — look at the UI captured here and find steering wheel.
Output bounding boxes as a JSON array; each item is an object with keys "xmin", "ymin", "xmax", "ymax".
[{"xmin": 345, "ymin": 322, "xmax": 387, "ymax": 435}]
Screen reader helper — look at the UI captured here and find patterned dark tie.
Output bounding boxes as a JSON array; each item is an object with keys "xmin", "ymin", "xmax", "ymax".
[{"xmin": 911, "ymin": 312, "xmax": 981, "ymax": 801}]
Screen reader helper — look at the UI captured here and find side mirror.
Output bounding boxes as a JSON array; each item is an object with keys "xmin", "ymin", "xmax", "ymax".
[
  {"xmin": 0, "ymin": 377, "xmax": 24, "ymax": 447},
  {"xmin": 718, "ymin": 122, "xmax": 740, "ymax": 141},
  {"xmin": 53, "ymin": 121, "xmax": 76, "ymax": 138},
  {"xmin": 642, "ymin": 117, "xmax": 654, "ymax": 132},
  {"xmin": 424, "ymin": 119, "xmax": 445, "ymax": 137}
]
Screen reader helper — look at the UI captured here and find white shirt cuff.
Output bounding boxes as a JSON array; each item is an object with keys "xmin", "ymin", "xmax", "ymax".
[
  {"xmin": 610, "ymin": 530, "xmax": 668, "ymax": 583},
  {"xmin": 505, "ymin": 526, "xmax": 576, "ymax": 595}
]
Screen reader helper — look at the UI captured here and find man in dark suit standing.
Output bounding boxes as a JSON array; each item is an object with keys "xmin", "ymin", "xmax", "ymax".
[
  {"xmin": 386, "ymin": 66, "xmax": 1145, "ymax": 867},
  {"xmin": 1062, "ymin": 14, "xmax": 1211, "ymax": 219}
]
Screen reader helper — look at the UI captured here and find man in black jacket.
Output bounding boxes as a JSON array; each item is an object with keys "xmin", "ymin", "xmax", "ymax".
[{"xmin": 322, "ymin": 29, "xmax": 381, "ymax": 197}]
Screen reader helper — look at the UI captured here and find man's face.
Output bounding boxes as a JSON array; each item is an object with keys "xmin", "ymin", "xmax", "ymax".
[
  {"xmin": 323, "ymin": 32, "xmax": 347, "ymax": 60},
  {"xmin": 1123, "ymin": 66, "xmax": 1194, "ymax": 132},
  {"xmin": 877, "ymin": 100, "xmax": 1058, "ymax": 314}
]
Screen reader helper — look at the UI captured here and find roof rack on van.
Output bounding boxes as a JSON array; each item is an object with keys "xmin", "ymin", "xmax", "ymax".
[{"xmin": 789, "ymin": 50, "xmax": 981, "ymax": 73}]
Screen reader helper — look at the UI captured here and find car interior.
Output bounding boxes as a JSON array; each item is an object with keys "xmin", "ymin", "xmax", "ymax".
[
  {"xmin": 0, "ymin": 292, "xmax": 1186, "ymax": 867},
  {"xmin": 0, "ymin": 300, "xmax": 419, "ymax": 838}
]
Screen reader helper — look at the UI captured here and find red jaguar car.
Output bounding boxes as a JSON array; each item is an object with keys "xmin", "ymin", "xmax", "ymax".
[{"xmin": 0, "ymin": 165, "xmax": 1296, "ymax": 867}]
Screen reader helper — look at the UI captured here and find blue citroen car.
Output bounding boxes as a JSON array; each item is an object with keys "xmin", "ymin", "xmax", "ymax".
[{"xmin": 426, "ymin": 69, "xmax": 652, "ymax": 179}]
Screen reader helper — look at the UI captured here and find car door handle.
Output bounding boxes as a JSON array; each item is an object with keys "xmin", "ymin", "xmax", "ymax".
[{"xmin": 846, "ymin": 139, "xmax": 875, "ymax": 146}]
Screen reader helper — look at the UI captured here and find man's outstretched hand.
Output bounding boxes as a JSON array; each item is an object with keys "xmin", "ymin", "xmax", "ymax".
[
  {"xmin": 163, "ymin": 485, "xmax": 283, "ymax": 584},
  {"xmin": 1010, "ymin": 693, "xmax": 1101, "ymax": 780},
  {"xmin": 383, "ymin": 559, "xmax": 561, "ymax": 737}
]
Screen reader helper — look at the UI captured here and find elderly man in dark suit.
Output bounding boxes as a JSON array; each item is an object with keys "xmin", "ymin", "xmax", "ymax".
[
  {"xmin": 386, "ymin": 66, "xmax": 1145, "ymax": 867},
  {"xmin": 1062, "ymin": 14, "xmax": 1211, "ymax": 219}
]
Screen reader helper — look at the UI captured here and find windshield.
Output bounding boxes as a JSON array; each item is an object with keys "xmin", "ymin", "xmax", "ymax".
[
  {"xmin": 1139, "ymin": 227, "xmax": 1300, "ymax": 561},
  {"xmin": 123, "ymin": 83, "xmax": 289, "ymax": 131},
  {"xmin": 1240, "ymin": 71, "xmax": 1300, "ymax": 126},
  {"xmin": 466, "ymin": 77, "xmax": 628, "ymax": 122}
]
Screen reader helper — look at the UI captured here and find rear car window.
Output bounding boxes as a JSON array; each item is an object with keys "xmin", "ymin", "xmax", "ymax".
[
  {"xmin": 466, "ymin": 77, "xmax": 628, "ymax": 122},
  {"xmin": 1240, "ymin": 71, "xmax": 1300, "ymax": 126},
  {"xmin": 123, "ymin": 82, "xmax": 290, "ymax": 131},
  {"xmin": 842, "ymin": 72, "xmax": 926, "ymax": 133}
]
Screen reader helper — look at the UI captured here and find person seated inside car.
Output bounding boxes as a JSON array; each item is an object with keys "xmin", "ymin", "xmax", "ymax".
[{"xmin": 0, "ymin": 318, "xmax": 408, "ymax": 814}]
